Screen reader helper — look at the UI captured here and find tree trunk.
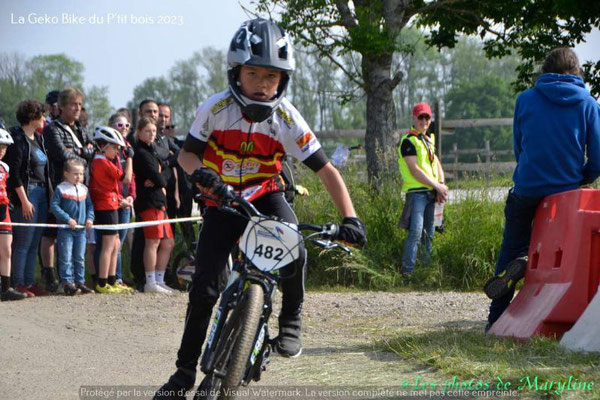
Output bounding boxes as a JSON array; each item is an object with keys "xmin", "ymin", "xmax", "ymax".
[{"xmin": 363, "ymin": 53, "xmax": 397, "ymax": 183}]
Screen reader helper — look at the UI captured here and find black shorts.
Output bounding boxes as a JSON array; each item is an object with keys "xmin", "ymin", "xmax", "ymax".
[
  {"xmin": 95, "ymin": 210, "xmax": 119, "ymax": 236},
  {"xmin": 42, "ymin": 212, "xmax": 57, "ymax": 238}
]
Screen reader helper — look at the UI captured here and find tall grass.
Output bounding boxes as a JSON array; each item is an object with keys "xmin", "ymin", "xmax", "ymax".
[{"xmin": 293, "ymin": 162, "xmax": 506, "ymax": 291}]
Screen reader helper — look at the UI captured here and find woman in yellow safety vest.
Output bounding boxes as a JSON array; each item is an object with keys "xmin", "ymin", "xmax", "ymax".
[{"xmin": 397, "ymin": 102, "xmax": 448, "ymax": 278}]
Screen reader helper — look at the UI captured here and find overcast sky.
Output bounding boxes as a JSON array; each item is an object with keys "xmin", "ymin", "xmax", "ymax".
[{"xmin": 1, "ymin": 0, "xmax": 598, "ymax": 110}]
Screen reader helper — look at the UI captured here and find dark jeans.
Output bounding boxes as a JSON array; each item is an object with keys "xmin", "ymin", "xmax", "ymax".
[
  {"xmin": 11, "ymin": 184, "xmax": 48, "ymax": 286},
  {"xmin": 401, "ymin": 191, "xmax": 435, "ymax": 273},
  {"xmin": 174, "ymin": 192, "xmax": 306, "ymax": 375},
  {"xmin": 130, "ymin": 227, "xmax": 145, "ymax": 288},
  {"xmin": 487, "ymin": 189, "xmax": 543, "ymax": 326},
  {"xmin": 116, "ymin": 208, "xmax": 131, "ymax": 281}
]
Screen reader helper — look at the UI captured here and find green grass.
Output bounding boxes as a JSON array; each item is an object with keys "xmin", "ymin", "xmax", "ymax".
[
  {"xmin": 447, "ymin": 171, "xmax": 513, "ymax": 189},
  {"xmin": 293, "ymin": 162, "xmax": 506, "ymax": 291},
  {"xmin": 378, "ymin": 327, "xmax": 600, "ymax": 399}
]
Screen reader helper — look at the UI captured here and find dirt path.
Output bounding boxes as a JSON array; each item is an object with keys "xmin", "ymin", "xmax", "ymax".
[{"xmin": 0, "ymin": 291, "xmax": 490, "ymax": 399}]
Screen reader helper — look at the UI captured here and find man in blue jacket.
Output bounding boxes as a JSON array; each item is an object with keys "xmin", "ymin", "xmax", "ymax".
[{"xmin": 485, "ymin": 47, "xmax": 600, "ymax": 332}]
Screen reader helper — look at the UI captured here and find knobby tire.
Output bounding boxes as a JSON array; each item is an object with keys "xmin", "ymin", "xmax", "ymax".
[{"xmin": 220, "ymin": 283, "xmax": 264, "ymax": 398}]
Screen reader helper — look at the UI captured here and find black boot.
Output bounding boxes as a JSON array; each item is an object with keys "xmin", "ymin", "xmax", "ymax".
[
  {"xmin": 275, "ymin": 314, "xmax": 302, "ymax": 358},
  {"xmin": 1, "ymin": 287, "xmax": 28, "ymax": 301},
  {"xmin": 153, "ymin": 368, "xmax": 196, "ymax": 400},
  {"xmin": 483, "ymin": 256, "xmax": 528, "ymax": 300},
  {"xmin": 42, "ymin": 267, "xmax": 59, "ymax": 293}
]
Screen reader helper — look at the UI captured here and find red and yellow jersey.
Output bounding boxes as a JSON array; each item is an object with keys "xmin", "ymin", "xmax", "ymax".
[
  {"xmin": 0, "ymin": 161, "xmax": 9, "ymax": 205},
  {"xmin": 189, "ymin": 90, "xmax": 322, "ymax": 201}
]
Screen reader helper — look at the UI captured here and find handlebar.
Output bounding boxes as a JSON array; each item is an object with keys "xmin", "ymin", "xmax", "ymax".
[{"xmin": 193, "ymin": 189, "xmax": 352, "ymax": 255}]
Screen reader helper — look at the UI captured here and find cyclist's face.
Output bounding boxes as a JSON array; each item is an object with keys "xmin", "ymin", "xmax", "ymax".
[{"xmin": 238, "ymin": 66, "xmax": 282, "ymax": 101}]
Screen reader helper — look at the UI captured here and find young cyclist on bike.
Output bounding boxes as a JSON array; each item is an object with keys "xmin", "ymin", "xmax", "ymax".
[{"xmin": 155, "ymin": 18, "xmax": 366, "ymax": 399}]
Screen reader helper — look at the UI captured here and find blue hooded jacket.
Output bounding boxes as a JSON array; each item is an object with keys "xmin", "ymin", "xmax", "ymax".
[{"xmin": 512, "ymin": 73, "xmax": 600, "ymax": 197}]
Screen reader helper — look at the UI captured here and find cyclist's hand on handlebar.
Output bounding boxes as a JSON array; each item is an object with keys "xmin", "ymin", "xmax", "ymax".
[
  {"xmin": 191, "ymin": 167, "xmax": 222, "ymax": 189},
  {"xmin": 192, "ymin": 167, "xmax": 235, "ymax": 203},
  {"xmin": 335, "ymin": 217, "xmax": 367, "ymax": 246},
  {"xmin": 213, "ymin": 183, "xmax": 235, "ymax": 202}
]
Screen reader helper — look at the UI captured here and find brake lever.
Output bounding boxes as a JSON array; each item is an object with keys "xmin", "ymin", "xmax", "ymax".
[{"xmin": 311, "ymin": 239, "xmax": 352, "ymax": 255}]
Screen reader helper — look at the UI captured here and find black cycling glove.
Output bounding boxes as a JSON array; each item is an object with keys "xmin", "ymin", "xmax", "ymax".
[
  {"xmin": 336, "ymin": 217, "xmax": 367, "ymax": 246},
  {"xmin": 191, "ymin": 167, "xmax": 221, "ymax": 188},
  {"xmin": 191, "ymin": 167, "xmax": 232, "ymax": 199}
]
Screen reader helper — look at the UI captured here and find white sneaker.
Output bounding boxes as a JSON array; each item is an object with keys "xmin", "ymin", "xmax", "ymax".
[
  {"xmin": 158, "ymin": 283, "xmax": 177, "ymax": 294},
  {"xmin": 144, "ymin": 283, "xmax": 173, "ymax": 295}
]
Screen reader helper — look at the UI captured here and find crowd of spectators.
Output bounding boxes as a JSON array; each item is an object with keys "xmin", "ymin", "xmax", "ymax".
[{"xmin": 0, "ymin": 88, "xmax": 194, "ymax": 301}]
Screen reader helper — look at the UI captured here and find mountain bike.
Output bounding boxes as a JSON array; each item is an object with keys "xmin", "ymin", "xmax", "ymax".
[{"xmin": 192, "ymin": 192, "xmax": 351, "ymax": 400}]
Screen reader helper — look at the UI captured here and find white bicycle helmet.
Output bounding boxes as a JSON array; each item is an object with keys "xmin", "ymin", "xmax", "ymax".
[
  {"xmin": 0, "ymin": 129, "xmax": 14, "ymax": 146},
  {"xmin": 93, "ymin": 126, "xmax": 125, "ymax": 147},
  {"xmin": 227, "ymin": 18, "xmax": 295, "ymax": 122}
]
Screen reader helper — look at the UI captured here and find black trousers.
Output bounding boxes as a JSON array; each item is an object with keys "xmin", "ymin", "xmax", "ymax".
[
  {"xmin": 130, "ymin": 227, "xmax": 145, "ymax": 288},
  {"xmin": 175, "ymin": 192, "xmax": 306, "ymax": 373}
]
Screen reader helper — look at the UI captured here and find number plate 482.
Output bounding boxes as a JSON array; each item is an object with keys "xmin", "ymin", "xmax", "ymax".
[{"xmin": 239, "ymin": 217, "xmax": 301, "ymax": 272}]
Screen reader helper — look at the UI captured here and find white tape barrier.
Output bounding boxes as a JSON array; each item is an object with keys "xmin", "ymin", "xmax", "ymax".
[{"xmin": 3, "ymin": 216, "xmax": 203, "ymax": 230}]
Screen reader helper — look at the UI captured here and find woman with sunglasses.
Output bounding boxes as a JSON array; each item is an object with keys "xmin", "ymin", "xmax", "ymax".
[{"xmin": 397, "ymin": 102, "xmax": 448, "ymax": 279}]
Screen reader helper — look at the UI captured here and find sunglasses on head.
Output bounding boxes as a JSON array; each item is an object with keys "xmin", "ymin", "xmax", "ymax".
[
  {"xmin": 116, "ymin": 122, "xmax": 130, "ymax": 129},
  {"xmin": 165, "ymin": 125, "xmax": 175, "ymax": 129},
  {"xmin": 418, "ymin": 114, "xmax": 431, "ymax": 121}
]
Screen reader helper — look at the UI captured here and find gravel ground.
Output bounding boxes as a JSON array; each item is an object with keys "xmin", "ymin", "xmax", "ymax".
[{"xmin": 0, "ymin": 290, "xmax": 491, "ymax": 400}]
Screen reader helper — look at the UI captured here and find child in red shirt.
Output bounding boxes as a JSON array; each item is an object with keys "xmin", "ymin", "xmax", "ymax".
[
  {"xmin": 89, "ymin": 126, "xmax": 132, "ymax": 294},
  {"xmin": 0, "ymin": 129, "xmax": 26, "ymax": 301}
]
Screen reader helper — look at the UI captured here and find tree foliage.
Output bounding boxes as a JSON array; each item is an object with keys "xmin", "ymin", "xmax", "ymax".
[
  {"xmin": 27, "ymin": 54, "xmax": 84, "ymax": 99},
  {"xmin": 128, "ymin": 47, "xmax": 227, "ymax": 133},
  {"xmin": 84, "ymin": 85, "xmax": 112, "ymax": 130},
  {"xmin": 253, "ymin": 0, "xmax": 600, "ymax": 181},
  {"xmin": 420, "ymin": 0, "xmax": 600, "ymax": 95},
  {"xmin": 0, "ymin": 53, "xmax": 109, "ymax": 129}
]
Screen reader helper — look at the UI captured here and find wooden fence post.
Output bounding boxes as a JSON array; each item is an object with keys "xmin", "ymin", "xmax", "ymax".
[
  {"xmin": 453, "ymin": 142, "xmax": 458, "ymax": 182},
  {"xmin": 434, "ymin": 102, "xmax": 442, "ymax": 158},
  {"xmin": 484, "ymin": 139, "xmax": 491, "ymax": 183}
]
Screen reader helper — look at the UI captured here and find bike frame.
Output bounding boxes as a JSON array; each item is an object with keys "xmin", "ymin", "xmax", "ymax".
[
  {"xmin": 200, "ymin": 254, "xmax": 278, "ymax": 383},
  {"xmin": 196, "ymin": 192, "xmax": 349, "ymax": 390}
]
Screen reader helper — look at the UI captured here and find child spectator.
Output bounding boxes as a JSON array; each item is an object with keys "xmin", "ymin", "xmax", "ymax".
[
  {"xmin": 5, "ymin": 99, "xmax": 52, "ymax": 297},
  {"xmin": 109, "ymin": 113, "xmax": 136, "ymax": 287},
  {"xmin": 133, "ymin": 117, "xmax": 175, "ymax": 294},
  {"xmin": 50, "ymin": 159, "xmax": 94, "ymax": 295},
  {"xmin": 43, "ymin": 88, "xmax": 94, "ymax": 293},
  {"xmin": 89, "ymin": 126, "xmax": 132, "ymax": 294},
  {"xmin": 92, "ymin": 113, "xmax": 136, "ymax": 292},
  {"xmin": 0, "ymin": 129, "xmax": 27, "ymax": 301}
]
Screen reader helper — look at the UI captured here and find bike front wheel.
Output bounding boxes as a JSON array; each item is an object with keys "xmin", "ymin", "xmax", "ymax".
[
  {"xmin": 221, "ymin": 283, "xmax": 264, "ymax": 396},
  {"xmin": 197, "ymin": 283, "xmax": 264, "ymax": 400}
]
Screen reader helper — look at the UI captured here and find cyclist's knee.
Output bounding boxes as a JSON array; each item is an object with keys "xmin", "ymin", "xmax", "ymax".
[{"xmin": 188, "ymin": 282, "xmax": 219, "ymax": 309}]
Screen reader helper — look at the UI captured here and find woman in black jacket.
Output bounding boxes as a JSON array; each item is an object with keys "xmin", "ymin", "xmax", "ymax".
[
  {"xmin": 132, "ymin": 117, "xmax": 175, "ymax": 294},
  {"xmin": 4, "ymin": 100, "xmax": 52, "ymax": 297}
]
